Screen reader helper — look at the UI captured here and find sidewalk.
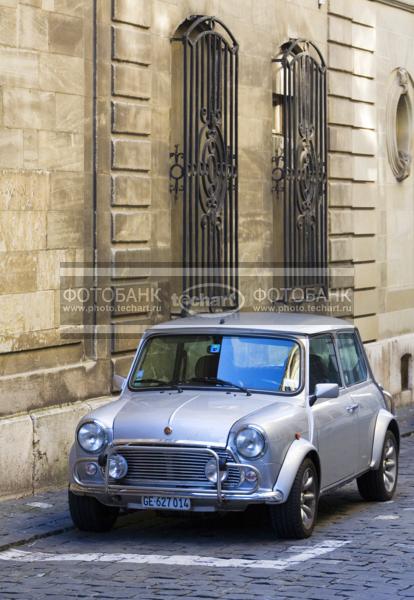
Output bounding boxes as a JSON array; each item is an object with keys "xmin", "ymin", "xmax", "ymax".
[{"xmin": 0, "ymin": 406, "xmax": 413, "ymax": 553}]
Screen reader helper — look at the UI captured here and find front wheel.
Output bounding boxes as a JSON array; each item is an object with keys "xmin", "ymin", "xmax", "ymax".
[
  {"xmin": 357, "ymin": 430, "xmax": 398, "ymax": 501},
  {"xmin": 269, "ymin": 458, "xmax": 319, "ymax": 539},
  {"xmin": 68, "ymin": 490, "xmax": 119, "ymax": 532}
]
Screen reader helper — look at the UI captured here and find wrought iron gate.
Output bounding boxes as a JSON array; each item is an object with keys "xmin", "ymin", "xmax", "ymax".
[
  {"xmin": 273, "ymin": 39, "xmax": 328, "ymax": 291},
  {"xmin": 170, "ymin": 16, "xmax": 239, "ymax": 311}
]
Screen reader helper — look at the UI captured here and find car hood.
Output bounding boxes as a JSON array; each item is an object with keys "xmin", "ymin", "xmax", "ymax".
[{"xmin": 112, "ymin": 389, "xmax": 286, "ymax": 446}]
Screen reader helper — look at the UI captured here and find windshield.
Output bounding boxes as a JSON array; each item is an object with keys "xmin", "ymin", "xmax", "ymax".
[{"xmin": 129, "ymin": 334, "xmax": 301, "ymax": 394}]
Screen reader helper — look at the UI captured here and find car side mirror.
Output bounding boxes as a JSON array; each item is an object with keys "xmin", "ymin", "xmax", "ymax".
[{"xmin": 310, "ymin": 383, "xmax": 339, "ymax": 406}]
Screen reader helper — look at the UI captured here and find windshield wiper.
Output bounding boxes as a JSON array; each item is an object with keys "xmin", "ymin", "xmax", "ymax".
[
  {"xmin": 133, "ymin": 378, "xmax": 183, "ymax": 392},
  {"xmin": 184, "ymin": 377, "xmax": 251, "ymax": 396}
]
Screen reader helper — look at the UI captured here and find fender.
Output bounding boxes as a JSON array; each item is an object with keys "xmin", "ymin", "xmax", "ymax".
[
  {"xmin": 370, "ymin": 408, "xmax": 400, "ymax": 469},
  {"xmin": 273, "ymin": 438, "xmax": 319, "ymax": 501}
]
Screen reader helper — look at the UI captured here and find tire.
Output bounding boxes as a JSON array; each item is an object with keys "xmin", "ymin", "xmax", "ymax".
[
  {"xmin": 68, "ymin": 490, "xmax": 119, "ymax": 532},
  {"xmin": 357, "ymin": 430, "xmax": 398, "ymax": 502},
  {"xmin": 269, "ymin": 458, "xmax": 319, "ymax": 539}
]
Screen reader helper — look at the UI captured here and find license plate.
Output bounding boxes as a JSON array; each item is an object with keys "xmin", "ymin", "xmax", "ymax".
[{"xmin": 141, "ymin": 496, "xmax": 191, "ymax": 511}]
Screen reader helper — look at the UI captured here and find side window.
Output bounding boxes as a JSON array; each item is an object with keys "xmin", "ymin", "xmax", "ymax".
[
  {"xmin": 337, "ymin": 332, "xmax": 368, "ymax": 387},
  {"xmin": 309, "ymin": 336, "xmax": 342, "ymax": 395}
]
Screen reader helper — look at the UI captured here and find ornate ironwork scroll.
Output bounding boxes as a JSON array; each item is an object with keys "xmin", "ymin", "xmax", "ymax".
[
  {"xmin": 272, "ymin": 40, "xmax": 328, "ymax": 291},
  {"xmin": 171, "ymin": 16, "xmax": 238, "ymax": 311}
]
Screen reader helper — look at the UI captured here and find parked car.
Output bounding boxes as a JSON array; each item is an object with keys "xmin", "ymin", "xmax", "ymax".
[{"xmin": 68, "ymin": 312, "xmax": 399, "ymax": 539}]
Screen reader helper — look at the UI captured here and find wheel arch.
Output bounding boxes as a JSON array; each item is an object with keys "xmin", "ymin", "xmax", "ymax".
[
  {"xmin": 370, "ymin": 409, "xmax": 400, "ymax": 469},
  {"xmin": 273, "ymin": 438, "xmax": 320, "ymax": 501}
]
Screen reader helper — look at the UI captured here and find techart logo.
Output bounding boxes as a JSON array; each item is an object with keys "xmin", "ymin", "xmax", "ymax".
[{"xmin": 175, "ymin": 283, "xmax": 245, "ymax": 317}]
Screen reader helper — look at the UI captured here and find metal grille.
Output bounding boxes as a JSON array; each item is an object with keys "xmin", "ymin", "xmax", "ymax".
[
  {"xmin": 115, "ymin": 446, "xmax": 241, "ymax": 489},
  {"xmin": 170, "ymin": 16, "xmax": 239, "ymax": 312},
  {"xmin": 273, "ymin": 39, "xmax": 328, "ymax": 291}
]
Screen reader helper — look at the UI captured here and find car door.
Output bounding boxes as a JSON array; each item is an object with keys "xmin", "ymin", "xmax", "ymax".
[
  {"xmin": 309, "ymin": 334, "xmax": 359, "ymax": 489},
  {"xmin": 336, "ymin": 330, "xmax": 381, "ymax": 474}
]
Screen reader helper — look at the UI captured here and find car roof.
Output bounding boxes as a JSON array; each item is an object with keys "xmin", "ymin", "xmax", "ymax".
[{"xmin": 149, "ymin": 311, "xmax": 354, "ymax": 336}]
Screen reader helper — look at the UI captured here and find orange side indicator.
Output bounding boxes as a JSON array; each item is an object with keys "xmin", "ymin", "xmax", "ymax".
[{"xmin": 295, "ymin": 432, "xmax": 301, "ymax": 440}]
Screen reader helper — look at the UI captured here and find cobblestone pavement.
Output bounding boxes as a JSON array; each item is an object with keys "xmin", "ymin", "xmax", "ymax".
[{"xmin": 1, "ymin": 435, "xmax": 414, "ymax": 599}]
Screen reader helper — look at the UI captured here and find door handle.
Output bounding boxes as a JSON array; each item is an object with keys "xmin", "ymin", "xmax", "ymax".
[{"xmin": 346, "ymin": 403, "xmax": 359, "ymax": 413}]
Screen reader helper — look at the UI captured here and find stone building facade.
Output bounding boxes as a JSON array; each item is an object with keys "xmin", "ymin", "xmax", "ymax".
[{"xmin": 1, "ymin": 0, "xmax": 414, "ymax": 498}]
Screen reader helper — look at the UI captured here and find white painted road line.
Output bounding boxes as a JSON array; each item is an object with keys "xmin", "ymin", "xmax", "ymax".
[
  {"xmin": 0, "ymin": 540, "xmax": 349, "ymax": 570},
  {"xmin": 26, "ymin": 502, "xmax": 53, "ymax": 509}
]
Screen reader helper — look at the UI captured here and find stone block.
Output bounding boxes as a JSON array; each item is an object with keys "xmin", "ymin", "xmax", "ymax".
[
  {"xmin": 328, "ymin": 42, "xmax": 352, "ymax": 72},
  {"xmin": 3, "ymin": 87, "xmax": 55, "ymax": 130},
  {"xmin": 329, "ymin": 15, "xmax": 352, "ymax": 46},
  {"xmin": 354, "ymin": 288, "xmax": 378, "ymax": 317},
  {"xmin": 353, "ymin": 236, "xmax": 376, "ymax": 262},
  {"xmin": 111, "ymin": 247, "xmax": 151, "ymax": 279},
  {"xmin": 112, "ymin": 210, "xmax": 151, "ymax": 242},
  {"xmin": 0, "ymin": 48, "xmax": 38, "ymax": 87},
  {"xmin": 0, "ymin": 170, "xmax": 48, "ymax": 210},
  {"xmin": 329, "ymin": 153, "xmax": 353, "ymax": 179},
  {"xmin": 352, "ymin": 76, "xmax": 375, "ymax": 103},
  {"xmin": 56, "ymin": 93, "xmax": 83, "ymax": 132},
  {"xmin": 112, "ymin": 320, "xmax": 150, "ymax": 353},
  {"xmin": 49, "ymin": 172, "xmax": 84, "ymax": 210},
  {"xmin": 37, "ymin": 248, "xmax": 76, "ymax": 290},
  {"xmin": 0, "ymin": 414, "xmax": 33, "ymax": 498},
  {"xmin": 31, "ymin": 401, "xmax": 90, "ymax": 491},
  {"xmin": 352, "ymin": 22, "xmax": 375, "ymax": 52},
  {"xmin": 354, "ymin": 262, "xmax": 378, "ymax": 289},
  {"xmin": 18, "ymin": 4, "xmax": 47, "ymax": 50},
  {"xmin": 329, "ymin": 208, "xmax": 353, "ymax": 235},
  {"xmin": 328, "ymin": 0, "xmax": 349, "ymax": 18},
  {"xmin": 352, "ymin": 48, "xmax": 374, "ymax": 78},
  {"xmin": 353, "ymin": 208, "xmax": 377, "ymax": 235},
  {"xmin": 40, "ymin": 53, "xmax": 84, "ymax": 94},
  {"xmin": 112, "ymin": 174, "xmax": 151, "ymax": 206},
  {"xmin": 352, "ymin": 182, "xmax": 376, "ymax": 208},
  {"xmin": 352, "ymin": 128, "xmax": 376, "ymax": 155},
  {"xmin": 112, "ymin": 0, "xmax": 151, "ymax": 28},
  {"xmin": 38, "ymin": 131, "xmax": 83, "ymax": 171},
  {"xmin": 328, "ymin": 70, "xmax": 352, "ymax": 99},
  {"xmin": 52, "ymin": 0, "xmax": 83, "ymax": 16},
  {"xmin": 0, "ymin": 290, "xmax": 54, "ymax": 335},
  {"xmin": 351, "ymin": 0, "xmax": 375, "ymax": 27},
  {"xmin": 0, "ymin": 251, "xmax": 37, "ymax": 294},
  {"xmin": 353, "ymin": 103, "xmax": 375, "ymax": 129},
  {"xmin": 48, "ymin": 12, "xmax": 83, "ymax": 56},
  {"xmin": 353, "ymin": 156, "xmax": 377, "ymax": 182},
  {"xmin": 354, "ymin": 314, "xmax": 378, "ymax": 342},
  {"xmin": 328, "ymin": 97, "xmax": 353, "ymax": 126},
  {"xmin": 0, "ymin": 211, "xmax": 46, "ymax": 250},
  {"xmin": 47, "ymin": 210, "xmax": 84, "ymax": 249},
  {"xmin": 0, "ymin": 128, "xmax": 23, "ymax": 168},
  {"xmin": 23, "ymin": 129, "xmax": 38, "ymax": 168},
  {"xmin": 112, "ymin": 25, "xmax": 151, "ymax": 65},
  {"xmin": 328, "ymin": 181, "xmax": 352, "ymax": 207},
  {"xmin": 329, "ymin": 236, "xmax": 353, "ymax": 262},
  {"xmin": 112, "ymin": 138, "xmax": 151, "ymax": 171},
  {"xmin": 112, "ymin": 63, "xmax": 151, "ymax": 99},
  {"xmin": 0, "ymin": 6, "xmax": 16, "ymax": 46},
  {"xmin": 112, "ymin": 101, "xmax": 151, "ymax": 135},
  {"xmin": 329, "ymin": 125, "xmax": 352, "ymax": 152}
]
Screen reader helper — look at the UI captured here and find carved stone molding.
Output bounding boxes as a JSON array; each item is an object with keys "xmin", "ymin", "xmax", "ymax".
[{"xmin": 386, "ymin": 67, "xmax": 414, "ymax": 182}]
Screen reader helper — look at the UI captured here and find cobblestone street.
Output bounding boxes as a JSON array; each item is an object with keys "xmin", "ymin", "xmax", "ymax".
[{"xmin": 0, "ymin": 434, "xmax": 412, "ymax": 599}]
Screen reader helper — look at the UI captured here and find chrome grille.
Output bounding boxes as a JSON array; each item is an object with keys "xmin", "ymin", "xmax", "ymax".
[{"xmin": 113, "ymin": 446, "xmax": 241, "ymax": 489}]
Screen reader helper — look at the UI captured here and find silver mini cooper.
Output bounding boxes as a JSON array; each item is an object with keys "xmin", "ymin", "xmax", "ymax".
[{"xmin": 68, "ymin": 313, "xmax": 399, "ymax": 539}]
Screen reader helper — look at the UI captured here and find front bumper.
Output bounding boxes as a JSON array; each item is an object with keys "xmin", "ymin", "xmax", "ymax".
[{"xmin": 70, "ymin": 444, "xmax": 284, "ymax": 510}]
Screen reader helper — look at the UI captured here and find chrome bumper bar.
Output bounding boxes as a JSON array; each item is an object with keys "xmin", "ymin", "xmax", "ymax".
[{"xmin": 72, "ymin": 444, "xmax": 280, "ymax": 504}]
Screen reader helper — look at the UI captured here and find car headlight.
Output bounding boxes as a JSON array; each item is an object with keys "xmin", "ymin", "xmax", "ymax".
[
  {"xmin": 77, "ymin": 421, "xmax": 107, "ymax": 453},
  {"xmin": 108, "ymin": 454, "xmax": 128, "ymax": 480},
  {"xmin": 235, "ymin": 426, "xmax": 266, "ymax": 459}
]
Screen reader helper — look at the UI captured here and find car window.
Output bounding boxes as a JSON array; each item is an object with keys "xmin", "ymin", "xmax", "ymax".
[
  {"xmin": 337, "ymin": 332, "xmax": 368, "ymax": 387},
  {"xmin": 130, "ymin": 334, "xmax": 301, "ymax": 393},
  {"xmin": 309, "ymin": 335, "xmax": 342, "ymax": 395}
]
